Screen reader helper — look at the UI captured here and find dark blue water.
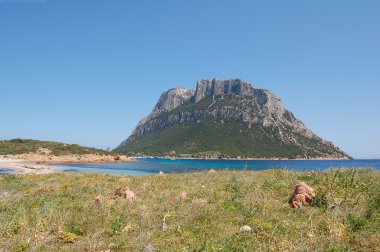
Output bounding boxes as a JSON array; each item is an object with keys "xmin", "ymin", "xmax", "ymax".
[
  {"xmin": 58, "ymin": 158, "xmax": 380, "ymax": 176},
  {"xmin": 0, "ymin": 168, "xmax": 14, "ymax": 174}
]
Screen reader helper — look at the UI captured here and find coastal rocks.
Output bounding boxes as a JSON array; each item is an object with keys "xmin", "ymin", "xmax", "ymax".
[
  {"xmin": 9, "ymin": 153, "xmax": 135, "ymax": 164},
  {"xmin": 289, "ymin": 182, "xmax": 316, "ymax": 208}
]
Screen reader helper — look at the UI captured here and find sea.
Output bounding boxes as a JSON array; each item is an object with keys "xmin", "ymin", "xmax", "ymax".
[{"xmin": 47, "ymin": 158, "xmax": 380, "ymax": 176}]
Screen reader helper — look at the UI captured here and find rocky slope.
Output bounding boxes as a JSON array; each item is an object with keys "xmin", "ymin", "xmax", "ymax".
[{"xmin": 115, "ymin": 79, "xmax": 351, "ymax": 159}]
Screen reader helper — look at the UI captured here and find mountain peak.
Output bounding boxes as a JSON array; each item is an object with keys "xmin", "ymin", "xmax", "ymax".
[
  {"xmin": 195, "ymin": 78, "xmax": 255, "ymax": 102},
  {"xmin": 152, "ymin": 86, "xmax": 194, "ymax": 114}
]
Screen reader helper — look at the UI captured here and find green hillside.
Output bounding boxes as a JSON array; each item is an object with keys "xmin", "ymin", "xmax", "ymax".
[
  {"xmin": 0, "ymin": 139, "xmax": 110, "ymax": 156},
  {"xmin": 115, "ymin": 119, "xmax": 348, "ymax": 159}
]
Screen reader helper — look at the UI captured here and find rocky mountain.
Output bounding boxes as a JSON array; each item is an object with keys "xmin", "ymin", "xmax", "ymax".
[{"xmin": 115, "ymin": 79, "xmax": 351, "ymax": 159}]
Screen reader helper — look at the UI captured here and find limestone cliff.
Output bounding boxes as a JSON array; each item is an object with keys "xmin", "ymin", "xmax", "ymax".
[{"xmin": 116, "ymin": 79, "xmax": 351, "ymax": 159}]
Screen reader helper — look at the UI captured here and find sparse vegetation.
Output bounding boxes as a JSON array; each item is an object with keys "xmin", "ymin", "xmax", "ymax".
[
  {"xmin": 0, "ymin": 139, "xmax": 111, "ymax": 156},
  {"xmin": 0, "ymin": 168, "xmax": 379, "ymax": 251}
]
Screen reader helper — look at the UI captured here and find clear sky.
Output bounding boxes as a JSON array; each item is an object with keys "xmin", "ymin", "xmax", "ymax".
[{"xmin": 1, "ymin": 0, "xmax": 379, "ymax": 158}]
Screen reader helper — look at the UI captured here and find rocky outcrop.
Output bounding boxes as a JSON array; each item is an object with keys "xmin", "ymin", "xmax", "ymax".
[
  {"xmin": 7, "ymin": 152, "xmax": 134, "ymax": 164},
  {"xmin": 153, "ymin": 87, "xmax": 195, "ymax": 115},
  {"xmin": 116, "ymin": 78, "xmax": 351, "ymax": 159},
  {"xmin": 131, "ymin": 87, "xmax": 194, "ymax": 137},
  {"xmin": 194, "ymin": 79, "xmax": 255, "ymax": 102},
  {"xmin": 289, "ymin": 182, "xmax": 316, "ymax": 208}
]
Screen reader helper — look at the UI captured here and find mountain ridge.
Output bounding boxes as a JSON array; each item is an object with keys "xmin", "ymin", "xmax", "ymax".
[{"xmin": 116, "ymin": 79, "xmax": 351, "ymax": 159}]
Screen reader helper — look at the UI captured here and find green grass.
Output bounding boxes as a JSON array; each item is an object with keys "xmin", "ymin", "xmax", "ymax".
[
  {"xmin": 0, "ymin": 169, "xmax": 379, "ymax": 251},
  {"xmin": 0, "ymin": 139, "xmax": 111, "ymax": 156}
]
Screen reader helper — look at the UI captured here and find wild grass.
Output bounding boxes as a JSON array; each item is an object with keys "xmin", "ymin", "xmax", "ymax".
[{"xmin": 0, "ymin": 168, "xmax": 379, "ymax": 251}]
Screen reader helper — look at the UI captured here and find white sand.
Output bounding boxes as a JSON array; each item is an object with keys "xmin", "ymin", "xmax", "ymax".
[{"xmin": 0, "ymin": 157, "xmax": 63, "ymax": 174}]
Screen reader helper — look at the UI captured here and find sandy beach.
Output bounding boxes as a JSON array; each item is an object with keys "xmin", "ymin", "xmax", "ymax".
[
  {"xmin": 0, "ymin": 154, "xmax": 135, "ymax": 174},
  {"xmin": 0, "ymin": 157, "xmax": 63, "ymax": 174}
]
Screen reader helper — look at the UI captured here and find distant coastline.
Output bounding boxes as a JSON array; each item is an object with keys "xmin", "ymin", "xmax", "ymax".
[
  {"xmin": 132, "ymin": 155, "xmax": 353, "ymax": 161},
  {"xmin": 0, "ymin": 154, "xmax": 135, "ymax": 174},
  {"xmin": 2, "ymin": 155, "xmax": 379, "ymax": 175},
  {"xmin": 0, "ymin": 139, "xmax": 136, "ymax": 173}
]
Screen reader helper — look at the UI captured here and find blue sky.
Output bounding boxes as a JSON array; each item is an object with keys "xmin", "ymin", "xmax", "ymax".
[{"xmin": 1, "ymin": 0, "xmax": 379, "ymax": 158}]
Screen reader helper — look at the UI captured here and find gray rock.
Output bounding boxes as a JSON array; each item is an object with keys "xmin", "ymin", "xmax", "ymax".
[
  {"xmin": 124, "ymin": 79, "xmax": 314, "ymax": 141},
  {"xmin": 154, "ymin": 87, "xmax": 195, "ymax": 114},
  {"xmin": 194, "ymin": 78, "xmax": 255, "ymax": 102},
  {"xmin": 116, "ymin": 78, "xmax": 351, "ymax": 159}
]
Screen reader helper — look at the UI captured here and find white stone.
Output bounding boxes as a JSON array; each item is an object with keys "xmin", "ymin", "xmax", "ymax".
[{"xmin": 239, "ymin": 225, "xmax": 252, "ymax": 232}]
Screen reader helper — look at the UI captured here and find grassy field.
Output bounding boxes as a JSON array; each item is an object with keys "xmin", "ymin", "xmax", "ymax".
[
  {"xmin": 0, "ymin": 169, "xmax": 379, "ymax": 251},
  {"xmin": 0, "ymin": 139, "xmax": 111, "ymax": 156}
]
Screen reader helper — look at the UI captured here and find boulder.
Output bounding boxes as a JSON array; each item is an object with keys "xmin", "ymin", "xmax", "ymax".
[
  {"xmin": 179, "ymin": 191, "xmax": 187, "ymax": 201},
  {"xmin": 94, "ymin": 195, "xmax": 103, "ymax": 205},
  {"xmin": 125, "ymin": 189, "xmax": 136, "ymax": 201},
  {"xmin": 239, "ymin": 225, "xmax": 252, "ymax": 232},
  {"xmin": 289, "ymin": 182, "xmax": 316, "ymax": 208}
]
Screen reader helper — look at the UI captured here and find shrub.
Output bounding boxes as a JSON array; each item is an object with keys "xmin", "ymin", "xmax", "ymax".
[
  {"xmin": 12, "ymin": 242, "xmax": 29, "ymax": 252},
  {"xmin": 62, "ymin": 232, "xmax": 78, "ymax": 243},
  {"xmin": 111, "ymin": 217, "xmax": 125, "ymax": 235},
  {"xmin": 347, "ymin": 213, "xmax": 366, "ymax": 231},
  {"xmin": 311, "ymin": 191, "xmax": 328, "ymax": 208},
  {"xmin": 67, "ymin": 219, "xmax": 86, "ymax": 236}
]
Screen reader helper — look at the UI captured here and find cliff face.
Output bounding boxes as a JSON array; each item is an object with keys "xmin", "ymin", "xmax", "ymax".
[
  {"xmin": 151, "ymin": 87, "xmax": 195, "ymax": 115},
  {"xmin": 194, "ymin": 79, "xmax": 255, "ymax": 102},
  {"xmin": 116, "ymin": 79, "xmax": 351, "ymax": 159}
]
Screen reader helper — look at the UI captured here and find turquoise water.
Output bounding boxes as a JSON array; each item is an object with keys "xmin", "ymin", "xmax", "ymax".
[{"xmin": 58, "ymin": 158, "xmax": 380, "ymax": 176}]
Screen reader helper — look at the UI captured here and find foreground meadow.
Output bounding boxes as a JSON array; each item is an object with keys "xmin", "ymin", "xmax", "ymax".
[{"xmin": 0, "ymin": 169, "xmax": 379, "ymax": 251}]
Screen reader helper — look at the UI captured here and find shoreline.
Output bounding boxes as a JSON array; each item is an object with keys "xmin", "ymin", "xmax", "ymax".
[
  {"xmin": 1, "ymin": 155, "xmax": 372, "ymax": 175},
  {"xmin": 134, "ymin": 156, "xmax": 353, "ymax": 161},
  {"xmin": 0, "ymin": 154, "xmax": 136, "ymax": 174},
  {"xmin": 0, "ymin": 157, "xmax": 63, "ymax": 174}
]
